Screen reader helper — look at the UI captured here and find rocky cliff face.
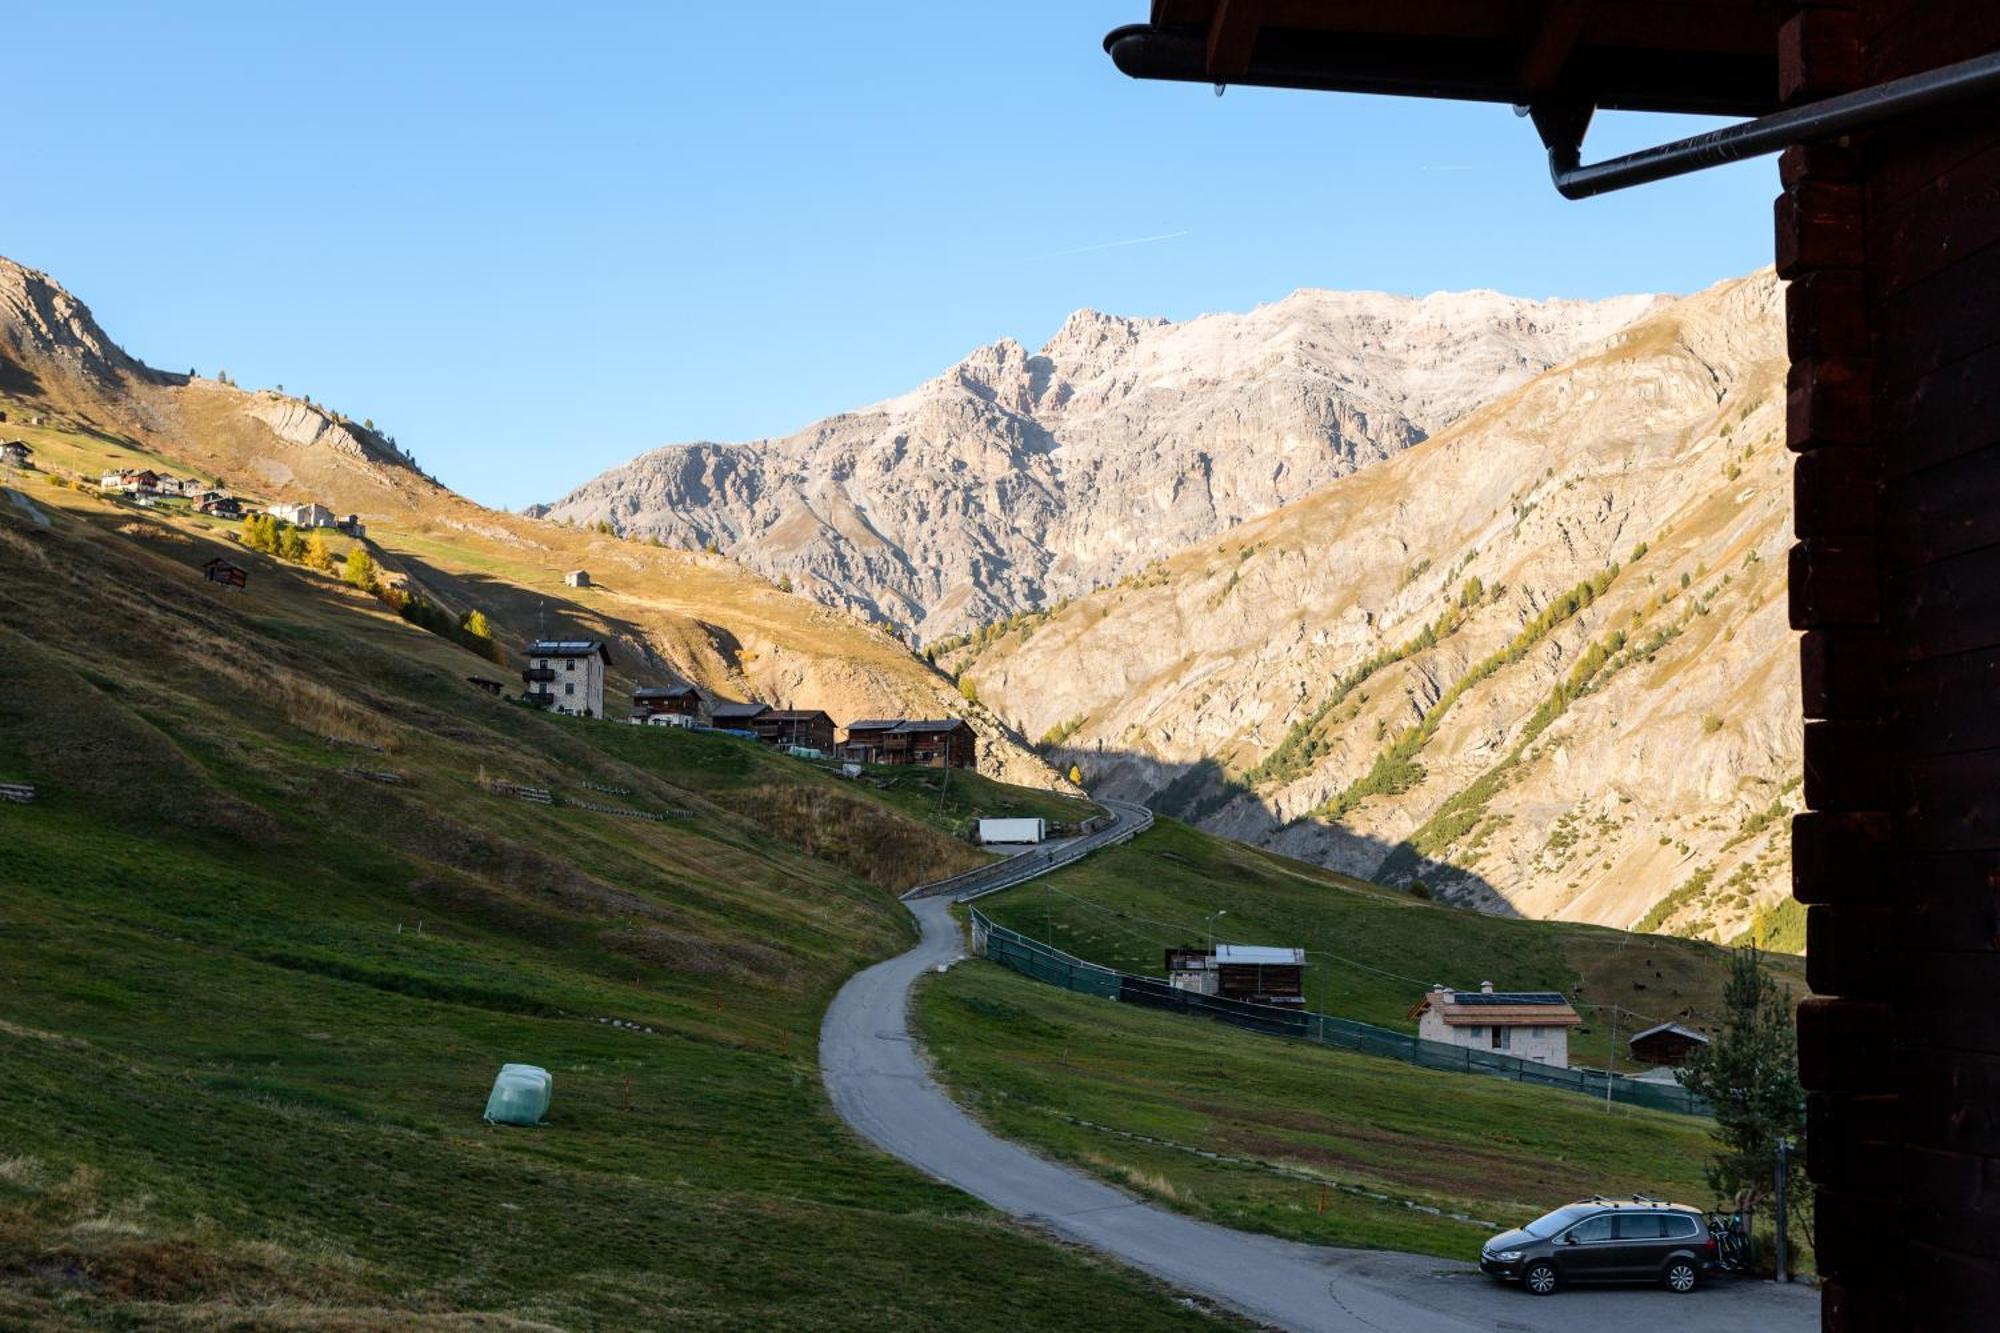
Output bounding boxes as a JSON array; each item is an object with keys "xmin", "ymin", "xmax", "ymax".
[
  {"xmin": 957, "ymin": 273, "xmax": 1796, "ymax": 942},
  {"xmin": 537, "ymin": 289, "xmax": 1667, "ymax": 640}
]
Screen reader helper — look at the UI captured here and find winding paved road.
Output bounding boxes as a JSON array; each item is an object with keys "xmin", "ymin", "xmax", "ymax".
[{"xmin": 821, "ymin": 800, "xmax": 1819, "ymax": 1332}]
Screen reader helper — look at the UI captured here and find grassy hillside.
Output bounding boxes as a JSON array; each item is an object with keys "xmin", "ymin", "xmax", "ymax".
[
  {"xmin": 919, "ymin": 963, "xmax": 1719, "ymax": 1260},
  {"xmin": 972, "ymin": 819, "xmax": 1804, "ymax": 1072},
  {"xmin": 923, "ymin": 819, "xmax": 1810, "ymax": 1269},
  {"xmin": 0, "ymin": 481, "xmax": 1222, "ymax": 1327},
  {"xmin": 0, "ymin": 265, "xmax": 1062, "ymax": 792}
]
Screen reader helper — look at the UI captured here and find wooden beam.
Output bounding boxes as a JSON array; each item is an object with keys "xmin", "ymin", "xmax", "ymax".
[
  {"xmin": 1205, "ymin": 0, "xmax": 1265, "ymax": 82},
  {"xmin": 1516, "ymin": 0, "xmax": 1592, "ymax": 95}
]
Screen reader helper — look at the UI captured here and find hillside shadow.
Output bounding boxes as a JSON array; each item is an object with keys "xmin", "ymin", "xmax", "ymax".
[
  {"xmin": 382, "ymin": 553, "xmax": 680, "ymax": 676},
  {"xmin": 0, "ymin": 355, "xmax": 44, "ymax": 398},
  {"xmin": 1054, "ymin": 747, "xmax": 1515, "ymax": 917}
]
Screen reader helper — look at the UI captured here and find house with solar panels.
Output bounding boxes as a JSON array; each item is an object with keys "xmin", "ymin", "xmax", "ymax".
[
  {"xmin": 521, "ymin": 640, "xmax": 611, "ymax": 717},
  {"xmin": 1411, "ymin": 982, "xmax": 1580, "ymax": 1067}
]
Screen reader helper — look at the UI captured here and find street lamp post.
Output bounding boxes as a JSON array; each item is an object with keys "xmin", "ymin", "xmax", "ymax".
[{"xmin": 1206, "ymin": 909, "xmax": 1227, "ymax": 952}]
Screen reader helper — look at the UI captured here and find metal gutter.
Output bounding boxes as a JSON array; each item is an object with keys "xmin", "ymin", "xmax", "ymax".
[{"xmin": 1542, "ymin": 49, "xmax": 2000, "ymax": 198}]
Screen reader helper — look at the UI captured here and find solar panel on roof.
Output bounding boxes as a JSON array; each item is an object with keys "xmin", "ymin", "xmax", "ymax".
[{"xmin": 1449, "ymin": 991, "xmax": 1570, "ymax": 1006}]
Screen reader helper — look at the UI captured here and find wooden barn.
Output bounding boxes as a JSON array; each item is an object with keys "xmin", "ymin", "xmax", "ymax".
[
  {"xmin": 202, "ymin": 557, "xmax": 247, "ymax": 590},
  {"xmin": 839, "ymin": 718, "xmax": 978, "ymax": 769},
  {"xmin": 1212, "ymin": 945, "xmax": 1306, "ymax": 1009},
  {"xmin": 1102, "ymin": 4, "xmax": 2000, "ymax": 1324},
  {"xmin": 632, "ymin": 683, "xmax": 704, "ymax": 722},
  {"xmin": 1628, "ymin": 1021, "xmax": 1712, "ymax": 1067},
  {"xmin": 750, "ymin": 708, "xmax": 836, "ymax": 753},
  {"xmin": 708, "ymin": 701, "xmax": 771, "ymax": 732}
]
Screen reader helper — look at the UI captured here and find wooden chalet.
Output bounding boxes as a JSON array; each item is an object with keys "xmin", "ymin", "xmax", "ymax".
[
  {"xmin": 749, "ymin": 708, "xmax": 836, "ymax": 752},
  {"xmin": 202, "ymin": 557, "xmax": 247, "ymax": 590},
  {"xmin": 1628, "ymin": 1021, "xmax": 1711, "ymax": 1067},
  {"xmin": 1162, "ymin": 944, "xmax": 1305, "ymax": 1006},
  {"xmin": 1102, "ymin": 3, "xmax": 2000, "ymax": 1321},
  {"xmin": 840, "ymin": 718, "xmax": 977, "ymax": 769},
  {"xmin": 0, "ymin": 440, "xmax": 31, "ymax": 467},
  {"xmin": 708, "ymin": 701, "xmax": 771, "ymax": 732},
  {"xmin": 1212, "ymin": 945, "xmax": 1306, "ymax": 1008},
  {"xmin": 632, "ymin": 683, "xmax": 704, "ymax": 722}
]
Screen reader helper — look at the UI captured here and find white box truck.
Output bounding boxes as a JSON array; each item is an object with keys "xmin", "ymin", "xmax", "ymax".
[{"xmin": 978, "ymin": 817, "xmax": 1047, "ymax": 845}]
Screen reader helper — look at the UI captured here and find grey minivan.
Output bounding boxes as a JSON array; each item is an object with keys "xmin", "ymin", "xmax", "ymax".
[{"xmin": 1479, "ymin": 1197, "xmax": 1719, "ymax": 1295}]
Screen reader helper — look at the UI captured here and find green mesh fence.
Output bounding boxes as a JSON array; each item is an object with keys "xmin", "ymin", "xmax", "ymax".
[{"xmin": 970, "ymin": 910, "xmax": 1708, "ymax": 1117}]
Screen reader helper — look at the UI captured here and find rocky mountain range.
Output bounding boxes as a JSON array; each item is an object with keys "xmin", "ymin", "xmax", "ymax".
[
  {"xmin": 953, "ymin": 272, "xmax": 1798, "ymax": 943},
  {"xmin": 536, "ymin": 288, "xmax": 1667, "ymax": 641}
]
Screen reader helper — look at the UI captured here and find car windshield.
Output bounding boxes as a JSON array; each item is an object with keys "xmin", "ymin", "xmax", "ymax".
[{"xmin": 1522, "ymin": 1204, "xmax": 1598, "ymax": 1237}]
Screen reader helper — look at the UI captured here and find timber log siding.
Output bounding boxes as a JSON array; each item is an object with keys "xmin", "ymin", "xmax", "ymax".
[{"xmin": 1785, "ymin": 5, "xmax": 2000, "ymax": 1327}]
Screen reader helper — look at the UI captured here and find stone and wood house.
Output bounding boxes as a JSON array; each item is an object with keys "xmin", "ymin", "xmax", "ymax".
[
  {"xmin": 1410, "ymin": 983, "xmax": 1580, "ymax": 1067},
  {"xmin": 522, "ymin": 640, "xmax": 611, "ymax": 717}
]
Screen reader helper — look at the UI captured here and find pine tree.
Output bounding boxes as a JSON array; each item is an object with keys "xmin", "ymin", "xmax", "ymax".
[
  {"xmin": 777, "ymin": 573, "xmax": 793, "ymax": 594},
  {"xmin": 461, "ymin": 608, "xmax": 493, "ymax": 641},
  {"xmin": 279, "ymin": 526, "xmax": 308, "ymax": 563},
  {"xmin": 345, "ymin": 548, "xmax": 378, "ymax": 592},
  {"xmin": 1676, "ymin": 946, "xmax": 1808, "ymax": 1250}
]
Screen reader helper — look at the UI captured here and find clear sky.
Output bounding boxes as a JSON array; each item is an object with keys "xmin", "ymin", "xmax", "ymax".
[{"xmin": 11, "ymin": 2, "xmax": 1775, "ymax": 510}]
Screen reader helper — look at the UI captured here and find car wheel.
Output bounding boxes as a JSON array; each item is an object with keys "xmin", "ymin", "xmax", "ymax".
[
  {"xmin": 1663, "ymin": 1259, "xmax": 1699, "ymax": 1293},
  {"xmin": 1524, "ymin": 1261, "xmax": 1559, "ymax": 1296}
]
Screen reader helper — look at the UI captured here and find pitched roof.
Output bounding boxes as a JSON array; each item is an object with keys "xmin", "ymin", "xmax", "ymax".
[
  {"xmin": 1629, "ymin": 1022, "xmax": 1710, "ymax": 1047},
  {"xmin": 894, "ymin": 718, "xmax": 972, "ymax": 734},
  {"xmin": 633, "ymin": 685, "xmax": 700, "ymax": 700},
  {"xmin": 1412, "ymin": 987, "xmax": 1582, "ymax": 1027},
  {"xmin": 762, "ymin": 709, "xmax": 831, "ymax": 722},
  {"xmin": 845, "ymin": 718, "xmax": 904, "ymax": 733},
  {"xmin": 709, "ymin": 702, "xmax": 770, "ymax": 720},
  {"xmin": 1214, "ymin": 945, "xmax": 1304, "ymax": 966},
  {"xmin": 527, "ymin": 639, "xmax": 613, "ymax": 664}
]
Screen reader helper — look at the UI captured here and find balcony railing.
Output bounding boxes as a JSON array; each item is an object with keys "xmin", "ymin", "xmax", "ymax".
[
  {"xmin": 521, "ymin": 667, "xmax": 555, "ymax": 683},
  {"xmin": 523, "ymin": 691, "xmax": 556, "ymax": 707}
]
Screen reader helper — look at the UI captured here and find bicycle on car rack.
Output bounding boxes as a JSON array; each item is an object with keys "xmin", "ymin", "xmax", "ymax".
[{"xmin": 1707, "ymin": 1211, "xmax": 1754, "ymax": 1273}]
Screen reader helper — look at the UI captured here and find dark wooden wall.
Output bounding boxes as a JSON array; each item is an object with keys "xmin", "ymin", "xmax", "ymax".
[{"xmin": 1785, "ymin": 4, "xmax": 2000, "ymax": 1329}]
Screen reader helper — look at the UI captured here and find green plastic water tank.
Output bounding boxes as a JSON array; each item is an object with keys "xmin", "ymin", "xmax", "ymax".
[{"xmin": 483, "ymin": 1062, "xmax": 552, "ymax": 1126}]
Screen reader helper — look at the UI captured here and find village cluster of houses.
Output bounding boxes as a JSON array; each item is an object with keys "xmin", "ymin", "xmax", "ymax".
[
  {"xmin": 92, "ymin": 467, "xmax": 366, "ymax": 534},
  {"xmin": 1164, "ymin": 952, "xmax": 1708, "ymax": 1075},
  {"xmin": 518, "ymin": 639, "xmax": 978, "ymax": 768}
]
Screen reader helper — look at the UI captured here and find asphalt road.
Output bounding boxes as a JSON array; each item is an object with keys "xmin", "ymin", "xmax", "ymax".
[{"xmin": 819, "ymin": 802, "xmax": 1820, "ymax": 1332}]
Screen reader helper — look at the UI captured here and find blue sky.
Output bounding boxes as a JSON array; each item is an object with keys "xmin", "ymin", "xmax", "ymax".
[{"xmin": 10, "ymin": 2, "xmax": 1774, "ymax": 509}]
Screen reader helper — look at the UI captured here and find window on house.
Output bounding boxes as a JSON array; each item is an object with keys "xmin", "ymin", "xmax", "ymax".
[
  {"xmin": 565, "ymin": 683, "xmax": 575, "ymax": 696},
  {"xmin": 1491, "ymin": 1026, "xmax": 1511, "ymax": 1050},
  {"xmin": 538, "ymin": 660, "xmax": 548, "ymax": 669},
  {"xmin": 566, "ymin": 659, "xmax": 575, "ymax": 671}
]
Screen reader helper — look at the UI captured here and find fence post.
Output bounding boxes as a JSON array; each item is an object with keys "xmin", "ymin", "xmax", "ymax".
[{"xmin": 1774, "ymin": 1138, "xmax": 1791, "ymax": 1282}]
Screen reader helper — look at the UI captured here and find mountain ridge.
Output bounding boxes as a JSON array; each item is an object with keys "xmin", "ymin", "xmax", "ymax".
[
  {"xmin": 954, "ymin": 270, "xmax": 1797, "ymax": 943},
  {"xmin": 536, "ymin": 286, "xmax": 1670, "ymax": 640}
]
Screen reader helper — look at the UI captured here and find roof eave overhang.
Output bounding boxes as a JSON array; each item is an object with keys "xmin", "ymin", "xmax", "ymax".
[{"xmin": 1103, "ymin": 24, "xmax": 1780, "ymax": 118}]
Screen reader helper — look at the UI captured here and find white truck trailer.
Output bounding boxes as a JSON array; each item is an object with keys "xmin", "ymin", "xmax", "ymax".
[{"xmin": 977, "ymin": 817, "xmax": 1047, "ymax": 845}]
